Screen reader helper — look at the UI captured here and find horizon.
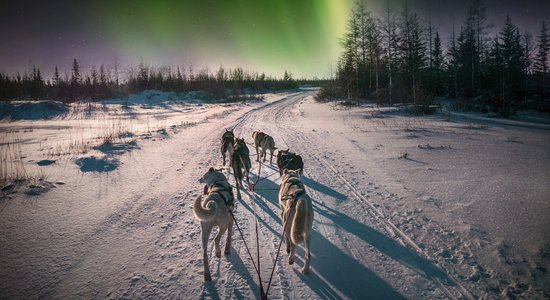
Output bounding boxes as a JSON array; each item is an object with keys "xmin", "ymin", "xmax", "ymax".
[{"xmin": 1, "ymin": 0, "xmax": 549, "ymax": 80}]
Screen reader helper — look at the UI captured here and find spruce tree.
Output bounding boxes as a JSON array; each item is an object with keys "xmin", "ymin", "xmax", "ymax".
[
  {"xmin": 71, "ymin": 58, "xmax": 80, "ymax": 86},
  {"xmin": 534, "ymin": 20, "xmax": 549, "ymax": 100}
]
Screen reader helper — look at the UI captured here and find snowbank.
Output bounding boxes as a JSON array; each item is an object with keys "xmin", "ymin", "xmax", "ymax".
[{"xmin": 0, "ymin": 100, "xmax": 69, "ymax": 120}]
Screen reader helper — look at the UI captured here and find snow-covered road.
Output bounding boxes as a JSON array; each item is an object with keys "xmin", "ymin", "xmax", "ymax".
[{"xmin": 1, "ymin": 91, "xmax": 549, "ymax": 299}]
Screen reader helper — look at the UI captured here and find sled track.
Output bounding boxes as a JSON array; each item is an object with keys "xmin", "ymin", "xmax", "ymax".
[
  {"xmin": 264, "ymin": 93, "xmax": 475, "ymax": 300},
  {"xmin": 312, "ymin": 154, "xmax": 474, "ymax": 300}
]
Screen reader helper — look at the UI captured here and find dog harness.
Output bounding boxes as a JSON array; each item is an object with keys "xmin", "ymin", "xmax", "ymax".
[
  {"xmin": 280, "ymin": 177, "xmax": 305, "ymax": 201},
  {"xmin": 208, "ymin": 180, "xmax": 235, "ymax": 206}
]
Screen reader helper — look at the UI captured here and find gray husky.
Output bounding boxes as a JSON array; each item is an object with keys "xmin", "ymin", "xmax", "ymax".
[
  {"xmin": 278, "ymin": 169, "xmax": 314, "ymax": 274},
  {"xmin": 231, "ymin": 137, "xmax": 251, "ymax": 199}
]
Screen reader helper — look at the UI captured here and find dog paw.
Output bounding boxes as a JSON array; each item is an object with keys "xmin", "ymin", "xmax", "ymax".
[{"xmin": 288, "ymin": 258, "xmax": 294, "ymax": 265}]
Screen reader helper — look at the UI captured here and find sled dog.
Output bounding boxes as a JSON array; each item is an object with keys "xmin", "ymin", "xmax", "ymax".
[
  {"xmin": 252, "ymin": 131, "xmax": 277, "ymax": 164},
  {"xmin": 277, "ymin": 149, "xmax": 304, "ymax": 176},
  {"xmin": 278, "ymin": 169, "xmax": 313, "ymax": 274},
  {"xmin": 194, "ymin": 167, "xmax": 235, "ymax": 281},
  {"xmin": 221, "ymin": 129, "xmax": 235, "ymax": 166},
  {"xmin": 231, "ymin": 137, "xmax": 251, "ymax": 199}
]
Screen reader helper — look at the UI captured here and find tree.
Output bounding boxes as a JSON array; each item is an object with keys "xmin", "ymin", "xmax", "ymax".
[
  {"xmin": 447, "ymin": 23, "xmax": 460, "ymax": 100},
  {"xmin": 53, "ymin": 66, "xmax": 61, "ymax": 86},
  {"xmin": 71, "ymin": 58, "xmax": 81, "ymax": 87},
  {"xmin": 398, "ymin": 5, "xmax": 426, "ymax": 103},
  {"xmin": 383, "ymin": 4, "xmax": 400, "ymax": 104},
  {"xmin": 522, "ymin": 31, "xmax": 533, "ymax": 104},
  {"xmin": 431, "ymin": 31, "xmax": 445, "ymax": 95},
  {"xmin": 457, "ymin": 0, "xmax": 490, "ymax": 97},
  {"xmin": 490, "ymin": 15, "xmax": 523, "ymax": 115},
  {"xmin": 338, "ymin": 5, "xmax": 360, "ymax": 100},
  {"xmin": 534, "ymin": 20, "xmax": 549, "ymax": 100}
]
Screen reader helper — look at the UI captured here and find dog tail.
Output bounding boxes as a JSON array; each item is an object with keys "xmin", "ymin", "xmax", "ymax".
[{"xmin": 193, "ymin": 195, "xmax": 217, "ymax": 222}]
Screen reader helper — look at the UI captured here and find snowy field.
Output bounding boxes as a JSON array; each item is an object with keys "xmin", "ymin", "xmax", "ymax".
[{"xmin": 1, "ymin": 90, "xmax": 549, "ymax": 299}]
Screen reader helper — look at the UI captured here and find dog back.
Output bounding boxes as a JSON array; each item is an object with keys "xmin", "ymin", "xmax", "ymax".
[{"xmin": 253, "ymin": 131, "xmax": 267, "ymax": 147}]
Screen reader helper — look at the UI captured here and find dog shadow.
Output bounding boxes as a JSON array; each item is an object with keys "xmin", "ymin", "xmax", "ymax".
[
  {"xmin": 312, "ymin": 199, "xmax": 453, "ymax": 285},
  {"xmin": 200, "ymin": 282, "xmax": 221, "ymax": 300},
  {"xmin": 300, "ymin": 175, "xmax": 348, "ymax": 201},
  {"xmin": 299, "ymin": 229, "xmax": 407, "ymax": 299}
]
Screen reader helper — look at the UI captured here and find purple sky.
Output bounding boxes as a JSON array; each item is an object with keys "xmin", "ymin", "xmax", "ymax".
[{"xmin": 0, "ymin": 0, "xmax": 549, "ymax": 79}]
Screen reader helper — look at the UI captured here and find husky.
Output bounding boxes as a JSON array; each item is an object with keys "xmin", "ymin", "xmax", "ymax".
[
  {"xmin": 277, "ymin": 149, "xmax": 304, "ymax": 176},
  {"xmin": 278, "ymin": 169, "xmax": 313, "ymax": 274},
  {"xmin": 221, "ymin": 129, "xmax": 235, "ymax": 166},
  {"xmin": 194, "ymin": 167, "xmax": 235, "ymax": 281},
  {"xmin": 231, "ymin": 137, "xmax": 251, "ymax": 199},
  {"xmin": 252, "ymin": 131, "xmax": 277, "ymax": 164}
]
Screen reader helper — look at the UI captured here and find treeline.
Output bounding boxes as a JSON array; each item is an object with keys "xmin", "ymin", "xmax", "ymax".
[
  {"xmin": 321, "ymin": 0, "xmax": 550, "ymax": 116},
  {"xmin": 0, "ymin": 59, "xmax": 300, "ymax": 102}
]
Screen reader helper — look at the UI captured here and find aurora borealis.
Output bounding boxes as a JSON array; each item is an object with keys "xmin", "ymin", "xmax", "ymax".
[
  {"xmin": 1, "ymin": 0, "xmax": 549, "ymax": 79},
  {"xmin": 98, "ymin": 0, "xmax": 350, "ymax": 78},
  {"xmin": 0, "ymin": 0, "xmax": 351, "ymax": 79}
]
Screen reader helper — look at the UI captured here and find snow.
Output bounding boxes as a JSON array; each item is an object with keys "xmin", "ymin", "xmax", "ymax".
[{"xmin": 1, "ymin": 90, "xmax": 549, "ymax": 299}]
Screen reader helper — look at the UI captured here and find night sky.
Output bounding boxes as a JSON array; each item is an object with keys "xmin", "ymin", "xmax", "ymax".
[{"xmin": 0, "ymin": 0, "xmax": 549, "ymax": 79}]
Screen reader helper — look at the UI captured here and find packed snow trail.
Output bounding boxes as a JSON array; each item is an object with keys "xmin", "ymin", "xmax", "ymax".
[{"xmin": 3, "ymin": 90, "xmax": 547, "ymax": 299}]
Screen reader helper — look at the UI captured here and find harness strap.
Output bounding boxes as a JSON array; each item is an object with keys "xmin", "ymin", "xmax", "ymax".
[{"xmin": 209, "ymin": 180, "xmax": 234, "ymax": 206}]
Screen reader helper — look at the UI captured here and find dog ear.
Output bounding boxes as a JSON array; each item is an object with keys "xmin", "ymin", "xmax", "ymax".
[{"xmin": 208, "ymin": 167, "xmax": 215, "ymax": 172}]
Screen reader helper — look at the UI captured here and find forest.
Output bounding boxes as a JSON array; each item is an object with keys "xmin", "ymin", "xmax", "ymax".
[
  {"xmin": 320, "ymin": 0, "xmax": 549, "ymax": 116},
  {"xmin": 0, "ymin": 60, "xmax": 302, "ymax": 103}
]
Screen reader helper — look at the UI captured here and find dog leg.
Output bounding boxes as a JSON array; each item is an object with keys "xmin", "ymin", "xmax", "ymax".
[
  {"xmin": 225, "ymin": 214, "xmax": 233, "ymax": 255},
  {"xmin": 302, "ymin": 235, "xmax": 311, "ymax": 274},
  {"xmin": 214, "ymin": 226, "xmax": 225, "ymax": 258},
  {"xmin": 236, "ymin": 186, "xmax": 242, "ymax": 200},
  {"xmin": 285, "ymin": 234, "xmax": 291, "ymax": 254},
  {"xmin": 288, "ymin": 242, "xmax": 295, "ymax": 265},
  {"xmin": 222, "ymin": 153, "xmax": 226, "ymax": 166},
  {"xmin": 281, "ymin": 208, "xmax": 291, "ymax": 253},
  {"xmin": 201, "ymin": 224, "xmax": 212, "ymax": 281}
]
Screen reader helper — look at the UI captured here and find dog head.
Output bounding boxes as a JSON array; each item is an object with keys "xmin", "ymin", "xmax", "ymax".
[
  {"xmin": 199, "ymin": 167, "xmax": 226, "ymax": 186},
  {"xmin": 233, "ymin": 137, "xmax": 246, "ymax": 150}
]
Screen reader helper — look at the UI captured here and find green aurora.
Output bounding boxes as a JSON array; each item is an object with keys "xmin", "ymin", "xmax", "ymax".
[{"xmin": 96, "ymin": 0, "xmax": 352, "ymax": 78}]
